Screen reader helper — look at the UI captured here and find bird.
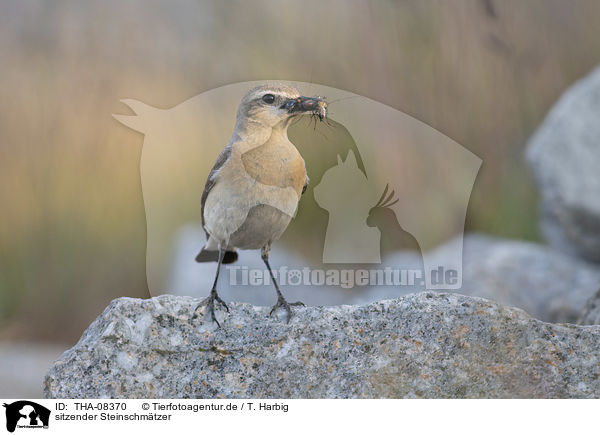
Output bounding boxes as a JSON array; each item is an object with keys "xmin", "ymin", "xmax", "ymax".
[{"xmin": 194, "ymin": 84, "xmax": 327, "ymax": 326}]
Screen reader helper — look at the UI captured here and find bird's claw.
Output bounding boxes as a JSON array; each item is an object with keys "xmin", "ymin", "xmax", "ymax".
[
  {"xmin": 193, "ymin": 292, "xmax": 229, "ymax": 327},
  {"xmin": 269, "ymin": 297, "xmax": 304, "ymax": 323}
]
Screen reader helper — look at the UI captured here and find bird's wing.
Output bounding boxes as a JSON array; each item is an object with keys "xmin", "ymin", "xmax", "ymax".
[{"xmin": 201, "ymin": 144, "xmax": 232, "ymax": 233}]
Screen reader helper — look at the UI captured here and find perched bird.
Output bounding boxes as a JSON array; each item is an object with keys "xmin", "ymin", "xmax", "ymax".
[{"xmin": 195, "ymin": 84, "xmax": 327, "ymax": 325}]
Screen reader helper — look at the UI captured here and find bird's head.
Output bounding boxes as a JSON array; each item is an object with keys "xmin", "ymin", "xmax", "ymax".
[{"xmin": 237, "ymin": 84, "xmax": 327, "ymax": 128}]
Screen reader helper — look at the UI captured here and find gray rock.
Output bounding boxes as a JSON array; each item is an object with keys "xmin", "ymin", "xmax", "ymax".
[
  {"xmin": 579, "ymin": 289, "xmax": 600, "ymax": 325},
  {"xmin": 353, "ymin": 234, "xmax": 600, "ymax": 323},
  {"xmin": 45, "ymin": 293, "xmax": 600, "ymax": 399},
  {"xmin": 526, "ymin": 65, "xmax": 600, "ymax": 262}
]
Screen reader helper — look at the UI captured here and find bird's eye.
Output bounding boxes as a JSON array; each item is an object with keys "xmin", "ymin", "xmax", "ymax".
[{"xmin": 262, "ymin": 94, "xmax": 275, "ymax": 104}]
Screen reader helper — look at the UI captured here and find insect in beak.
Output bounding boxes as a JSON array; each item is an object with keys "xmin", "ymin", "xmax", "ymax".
[{"xmin": 285, "ymin": 96, "xmax": 328, "ymax": 121}]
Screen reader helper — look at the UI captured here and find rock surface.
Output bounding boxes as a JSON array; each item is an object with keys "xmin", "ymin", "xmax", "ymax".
[
  {"xmin": 353, "ymin": 234, "xmax": 600, "ymax": 323},
  {"xmin": 45, "ymin": 293, "xmax": 600, "ymax": 399},
  {"xmin": 526, "ymin": 65, "xmax": 600, "ymax": 262}
]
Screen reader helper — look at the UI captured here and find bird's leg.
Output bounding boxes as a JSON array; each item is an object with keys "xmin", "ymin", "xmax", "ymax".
[
  {"xmin": 194, "ymin": 245, "xmax": 229, "ymax": 327},
  {"xmin": 262, "ymin": 245, "xmax": 304, "ymax": 323}
]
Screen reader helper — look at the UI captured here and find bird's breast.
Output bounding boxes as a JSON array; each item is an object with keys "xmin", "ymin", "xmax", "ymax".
[{"xmin": 240, "ymin": 139, "xmax": 307, "ymax": 196}]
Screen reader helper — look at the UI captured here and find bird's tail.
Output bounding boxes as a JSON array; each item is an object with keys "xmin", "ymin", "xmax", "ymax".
[{"xmin": 195, "ymin": 249, "xmax": 238, "ymax": 264}]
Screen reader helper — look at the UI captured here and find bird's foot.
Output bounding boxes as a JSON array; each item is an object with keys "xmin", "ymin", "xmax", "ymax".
[
  {"xmin": 269, "ymin": 296, "xmax": 304, "ymax": 323},
  {"xmin": 194, "ymin": 291, "xmax": 229, "ymax": 327}
]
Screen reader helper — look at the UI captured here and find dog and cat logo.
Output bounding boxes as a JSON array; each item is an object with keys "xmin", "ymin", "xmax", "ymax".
[
  {"xmin": 3, "ymin": 401, "xmax": 50, "ymax": 432},
  {"xmin": 114, "ymin": 80, "xmax": 481, "ymax": 295}
]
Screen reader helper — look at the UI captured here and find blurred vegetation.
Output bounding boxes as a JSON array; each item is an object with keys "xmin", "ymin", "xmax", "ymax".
[{"xmin": 2, "ymin": 0, "xmax": 600, "ymax": 343}]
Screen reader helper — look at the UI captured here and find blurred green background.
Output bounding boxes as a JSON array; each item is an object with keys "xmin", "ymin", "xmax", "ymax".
[{"xmin": 2, "ymin": 0, "xmax": 600, "ymax": 346}]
